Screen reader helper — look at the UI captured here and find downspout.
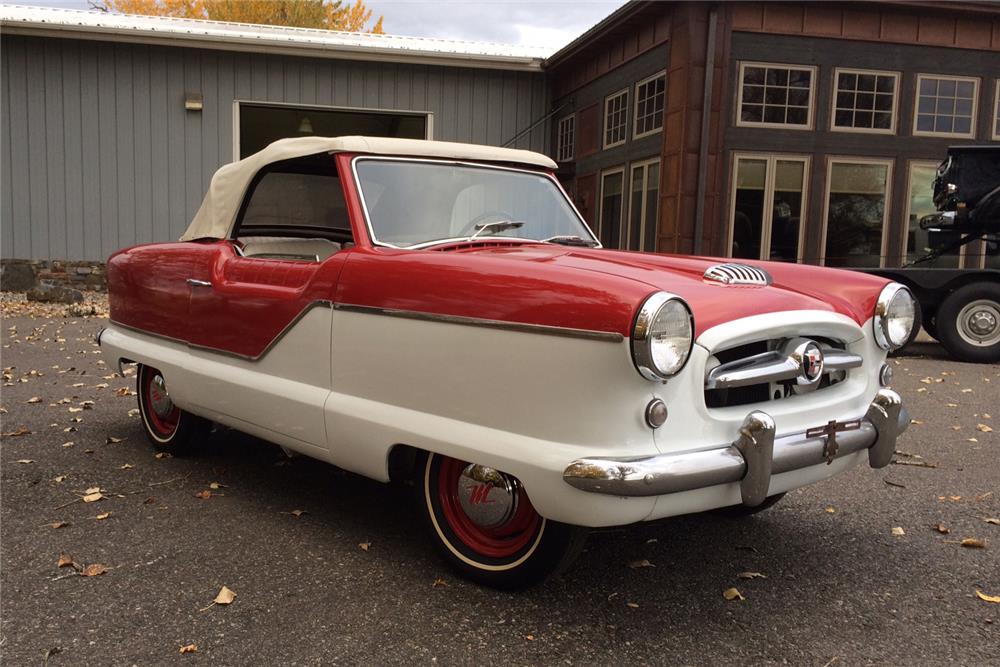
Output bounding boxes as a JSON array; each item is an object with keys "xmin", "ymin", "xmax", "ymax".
[{"xmin": 693, "ymin": 4, "xmax": 718, "ymax": 255}]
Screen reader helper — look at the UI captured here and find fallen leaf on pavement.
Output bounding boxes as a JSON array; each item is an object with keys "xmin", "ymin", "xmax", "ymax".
[
  {"xmin": 723, "ymin": 587, "xmax": 745, "ymax": 601},
  {"xmin": 290, "ymin": 509, "xmax": 306, "ymax": 517},
  {"xmin": 977, "ymin": 424, "xmax": 993, "ymax": 433},
  {"xmin": 824, "ymin": 507, "xmax": 836, "ymax": 513},
  {"xmin": 891, "ymin": 527, "xmax": 905, "ymax": 536},
  {"xmin": 95, "ymin": 512, "xmax": 111, "ymax": 520},
  {"xmin": 106, "ymin": 436, "xmax": 123, "ymax": 444},
  {"xmin": 525, "ymin": 634, "xmax": 535, "ymax": 641},
  {"xmin": 119, "ymin": 464, "xmax": 133, "ymax": 470},
  {"xmin": 53, "ymin": 475, "xmax": 67, "ymax": 483},
  {"xmin": 737, "ymin": 571, "xmax": 767, "ymax": 580},
  {"xmin": 934, "ymin": 524, "xmax": 950, "ymax": 534},
  {"xmin": 628, "ymin": 559, "xmax": 654, "ymax": 569},
  {"xmin": 49, "ymin": 521, "xmax": 69, "ymax": 529},
  {"xmin": 626, "ymin": 601, "xmax": 640, "ymax": 608},
  {"xmin": 82, "ymin": 491, "xmax": 104, "ymax": 503},
  {"xmin": 209, "ymin": 482, "xmax": 225, "ymax": 490},
  {"xmin": 194, "ymin": 490, "xmax": 212, "ymax": 500},
  {"xmin": 358, "ymin": 542, "xmax": 371, "ymax": 551},
  {"xmin": 57, "ymin": 553, "xmax": 74, "ymax": 568},
  {"xmin": 975, "ymin": 590, "xmax": 1000, "ymax": 603},
  {"xmin": 81, "ymin": 563, "xmax": 107, "ymax": 577},
  {"xmin": 214, "ymin": 586, "xmax": 236, "ymax": 605},
  {"xmin": 27, "ymin": 396, "xmax": 41, "ymax": 403},
  {"xmin": 17, "ymin": 459, "xmax": 34, "ymax": 464},
  {"xmin": 432, "ymin": 577, "xmax": 448, "ymax": 588},
  {"xmin": 985, "ymin": 518, "xmax": 1000, "ymax": 526},
  {"xmin": 154, "ymin": 452, "xmax": 171, "ymax": 459},
  {"xmin": 179, "ymin": 644, "xmax": 198, "ymax": 654},
  {"xmin": 961, "ymin": 538, "xmax": 986, "ymax": 549}
]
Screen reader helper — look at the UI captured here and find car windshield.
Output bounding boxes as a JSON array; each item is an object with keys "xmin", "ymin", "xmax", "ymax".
[{"xmin": 353, "ymin": 158, "xmax": 596, "ymax": 248}]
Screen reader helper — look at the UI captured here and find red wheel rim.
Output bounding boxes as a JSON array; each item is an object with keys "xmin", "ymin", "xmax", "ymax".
[
  {"xmin": 143, "ymin": 368, "xmax": 180, "ymax": 437},
  {"xmin": 436, "ymin": 456, "xmax": 542, "ymax": 559}
]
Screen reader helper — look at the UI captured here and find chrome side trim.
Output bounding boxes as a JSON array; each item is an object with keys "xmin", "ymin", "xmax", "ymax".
[
  {"xmin": 109, "ymin": 300, "xmax": 333, "ymax": 362},
  {"xmin": 563, "ymin": 390, "xmax": 908, "ymax": 498},
  {"xmin": 333, "ymin": 303, "xmax": 625, "ymax": 343},
  {"xmin": 705, "ymin": 342, "xmax": 862, "ymax": 390}
]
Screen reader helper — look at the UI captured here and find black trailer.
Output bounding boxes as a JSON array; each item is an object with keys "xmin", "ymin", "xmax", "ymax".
[{"xmin": 861, "ymin": 146, "xmax": 999, "ymax": 364}]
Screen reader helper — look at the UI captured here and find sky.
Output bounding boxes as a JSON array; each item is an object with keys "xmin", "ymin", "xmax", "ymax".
[{"xmin": 4, "ymin": 0, "xmax": 629, "ymax": 52}]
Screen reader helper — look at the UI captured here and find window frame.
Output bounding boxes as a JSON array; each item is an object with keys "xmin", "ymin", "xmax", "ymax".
[
  {"xmin": 992, "ymin": 79, "xmax": 1000, "ymax": 141},
  {"xmin": 633, "ymin": 70, "xmax": 667, "ymax": 140},
  {"xmin": 603, "ymin": 88, "xmax": 629, "ymax": 149},
  {"xmin": 556, "ymin": 113, "xmax": 576, "ymax": 162},
  {"xmin": 829, "ymin": 67, "xmax": 901, "ymax": 135},
  {"xmin": 911, "ymin": 73, "xmax": 980, "ymax": 139},
  {"xmin": 726, "ymin": 152, "xmax": 811, "ymax": 263},
  {"xmin": 819, "ymin": 156, "xmax": 894, "ymax": 268},
  {"xmin": 626, "ymin": 157, "xmax": 661, "ymax": 252},
  {"xmin": 735, "ymin": 61, "xmax": 818, "ymax": 131},
  {"xmin": 598, "ymin": 166, "xmax": 627, "ymax": 248}
]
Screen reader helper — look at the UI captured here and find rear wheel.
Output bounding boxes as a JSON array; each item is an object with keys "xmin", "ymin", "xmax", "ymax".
[
  {"xmin": 416, "ymin": 452, "xmax": 586, "ymax": 589},
  {"xmin": 935, "ymin": 282, "xmax": 1000, "ymax": 363},
  {"xmin": 137, "ymin": 364, "xmax": 209, "ymax": 453}
]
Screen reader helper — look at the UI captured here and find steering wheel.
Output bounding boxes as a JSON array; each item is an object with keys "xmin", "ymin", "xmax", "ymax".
[{"xmin": 456, "ymin": 210, "xmax": 516, "ymax": 237}]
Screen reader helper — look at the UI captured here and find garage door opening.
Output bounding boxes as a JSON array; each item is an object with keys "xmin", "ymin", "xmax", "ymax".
[{"xmin": 237, "ymin": 102, "xmax": 431, "ymax": 158}]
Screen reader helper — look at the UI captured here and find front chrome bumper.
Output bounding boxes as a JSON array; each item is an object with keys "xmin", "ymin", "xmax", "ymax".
[{"xmin": 563, "ymin": 389, "xmax": 907, "ymax": 506}]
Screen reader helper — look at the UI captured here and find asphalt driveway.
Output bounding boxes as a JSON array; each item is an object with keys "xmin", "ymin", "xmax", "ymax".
[{"xmin": 1, "ymin": 297, "xmax": 997, "ymax": 665}]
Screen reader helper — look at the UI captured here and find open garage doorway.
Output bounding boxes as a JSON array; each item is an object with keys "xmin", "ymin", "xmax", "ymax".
[{"xmin": 236, "ymin": 102, "xmax": 432, "ymax": 158}]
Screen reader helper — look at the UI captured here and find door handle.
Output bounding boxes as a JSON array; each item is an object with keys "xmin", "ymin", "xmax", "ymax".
[{"xmin": 186, "ymin": 278, "xmax": 211, "ymax": 287}]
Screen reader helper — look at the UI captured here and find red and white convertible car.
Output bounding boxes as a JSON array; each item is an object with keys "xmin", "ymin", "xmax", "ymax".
[{"xmin": 99, "ymin": 137, "xmax": 913, "ymax": 588}]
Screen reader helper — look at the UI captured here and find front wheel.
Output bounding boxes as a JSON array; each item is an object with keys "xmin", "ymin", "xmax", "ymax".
[
  {"xmin": 137, "ymin": 364, "xmax": 210, "ymax": 453},
  {"xmin": 935, "ymin": 282, "xmax": 1000, "ymax": 363},
  {"xmin": 416, "ymin": 452, "xmax": 587, "ymax": 589}
]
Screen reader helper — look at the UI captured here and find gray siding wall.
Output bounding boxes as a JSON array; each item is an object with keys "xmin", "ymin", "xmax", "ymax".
[{"xmin": 1, "ymin": 34, "xmax": 549, "ymax": 261}]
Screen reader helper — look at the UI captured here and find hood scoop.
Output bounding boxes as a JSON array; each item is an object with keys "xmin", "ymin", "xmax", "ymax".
[{"xmin": 703, "ymin": 263, "xmax": 772, "ymax": 287}]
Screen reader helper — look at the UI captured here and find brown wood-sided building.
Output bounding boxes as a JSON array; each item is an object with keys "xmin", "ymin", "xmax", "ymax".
[{"xmin": 546, "ymin": 1, "xmax": 1000, "ymax": 270}]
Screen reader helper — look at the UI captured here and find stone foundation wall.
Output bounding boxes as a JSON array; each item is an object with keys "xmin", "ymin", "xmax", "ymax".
[{"xmin": 1, "ymin": 259, "xmax": 107, "ymax": 292}]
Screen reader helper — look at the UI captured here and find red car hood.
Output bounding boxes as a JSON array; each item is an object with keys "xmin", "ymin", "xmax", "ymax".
[{"xmin": 451, "ymin": 245, "xmax": 890, "ymax": 336}]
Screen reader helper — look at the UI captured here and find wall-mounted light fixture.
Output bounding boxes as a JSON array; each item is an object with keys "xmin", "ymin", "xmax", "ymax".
[
  {"xmin": 184, "ymin": 93, "xmax": 203, "ymax": 111},
  {"xmin": 298, "ymin": 116, "xmax": 314, "ymax": 134}
]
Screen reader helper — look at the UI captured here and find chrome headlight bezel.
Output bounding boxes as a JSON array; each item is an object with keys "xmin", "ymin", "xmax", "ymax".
[
  {"xmin": 631, "ymin": 292, "xmax": 694, "ymax": 381},
  {"xmin": 873, "ymin": 282, "xmax": 916, "ymax": 351}
]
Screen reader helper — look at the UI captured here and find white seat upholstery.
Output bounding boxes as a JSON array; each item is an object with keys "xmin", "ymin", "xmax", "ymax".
[{"xmin": 239, "ymin": 236, "xmax": 341, "ymax": 261}]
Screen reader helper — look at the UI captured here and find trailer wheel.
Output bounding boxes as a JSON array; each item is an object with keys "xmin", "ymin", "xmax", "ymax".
[{"xmin": 936, "ymin": 282, "xmax": 1000, "ymax": 363}]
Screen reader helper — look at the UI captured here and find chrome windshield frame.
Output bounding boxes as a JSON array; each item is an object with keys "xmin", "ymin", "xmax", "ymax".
[{"xmin": 350, "ymin": 155, "xmax": 601, "ymax": 250}]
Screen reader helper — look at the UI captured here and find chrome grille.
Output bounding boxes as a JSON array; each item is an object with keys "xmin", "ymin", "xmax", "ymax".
[
  {"xmin": 704, "ymin": 337, "xmax": 860, "ymax": 408},
  {"xmin": 704, "ymin": 263, "xmax": 772, "ymax": 287}
]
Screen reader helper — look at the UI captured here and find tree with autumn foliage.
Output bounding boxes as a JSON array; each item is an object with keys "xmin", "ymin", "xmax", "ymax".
[{"xmin": 96, "ymin": 0, "xmax": 384, "ymax": 33}]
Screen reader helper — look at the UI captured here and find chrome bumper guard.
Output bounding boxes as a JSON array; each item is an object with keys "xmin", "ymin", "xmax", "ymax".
[{"xmin": 563, "ymin": 389, "xmax": 907, "ymax": 506}]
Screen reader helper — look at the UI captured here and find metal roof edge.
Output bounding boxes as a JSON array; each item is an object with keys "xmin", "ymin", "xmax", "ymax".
[
  {"xmin": 544, "ymin": 0, "xmax": 651, "ymax": 68},
  {"xmin": 0, "ymin": 5, "xmax": 547, "ymax": 71}
]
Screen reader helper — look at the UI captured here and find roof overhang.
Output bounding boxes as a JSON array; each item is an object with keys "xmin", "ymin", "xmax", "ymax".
[{"xmin": 0, "ymin": 5, "xmax": 547, "ymax": 72}]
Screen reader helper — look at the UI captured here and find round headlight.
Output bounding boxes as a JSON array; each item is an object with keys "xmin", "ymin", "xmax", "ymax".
[
  {"xmin": 632, "ymin": 292, "xmax": 694, "ymax": 381},
  {"xmin": 874, "ymin": 283, "xmax": 916, "ymax": 350}
]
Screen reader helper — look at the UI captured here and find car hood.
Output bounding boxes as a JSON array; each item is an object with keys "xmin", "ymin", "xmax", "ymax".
[{"xmin": 454, "ymin": 244, "xmax": 889, "ymax": 336}]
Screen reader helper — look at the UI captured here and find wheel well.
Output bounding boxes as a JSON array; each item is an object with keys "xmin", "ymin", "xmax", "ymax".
[{"xmin": 387, "ymin": 444, "xmax": 422, "ymax": 483}]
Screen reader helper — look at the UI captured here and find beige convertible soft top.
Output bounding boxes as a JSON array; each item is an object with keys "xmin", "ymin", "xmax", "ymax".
[{"xmin": 181, "ymin": 136, "xmax": 558, "ymax": 241}]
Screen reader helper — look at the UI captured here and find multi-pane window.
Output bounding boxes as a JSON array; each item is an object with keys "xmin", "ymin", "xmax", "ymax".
[
  {"xmin": 599, "ymin": 168, "xmax": 625, "ymax": 248},
  {"xmin": 729, "ymin": 155, "xmax": 808, "ymax": 262},
  {"xmin": 627, "ymin": 159, "xmax": 660, "ymax": 252},
  {"xmin": 822, "ymin": 158, "xmax": 892, "ymax": 268},
  {"xmin": 604, "ymin": 89, "xmax": 629, "ymax": 148},
  {"xmin": 556, "ymin": 115, "xmax": 575, "ymax": 162},
  {"xmin": 832, "ymin": 69, "xmax": 899, "ymax": 133},
  {"xmin": 634, "ymin": 72, "xmax": 666, "ymax": 138},
  {"xmin": 913, "ymin": 74, "xmax": 979, "ymax": 137},
  {"xmin": 737, "ymin": 62, "xmax": 815, "ymax": 128}
]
